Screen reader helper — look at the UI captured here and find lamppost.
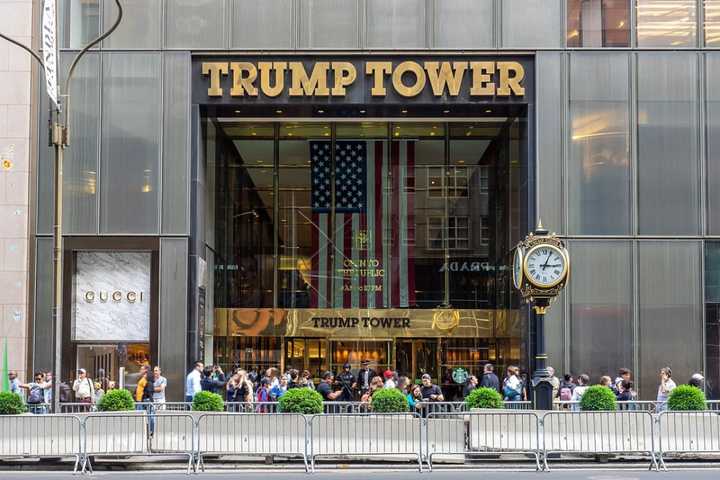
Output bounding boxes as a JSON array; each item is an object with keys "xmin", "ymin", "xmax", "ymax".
[
  {"xmin": 512, "ymin": 221, "xmax": 570, "ymax": 410},
  {"xmin": 0, "ymin": 0, "xmax": 123, "ymax": 412}
]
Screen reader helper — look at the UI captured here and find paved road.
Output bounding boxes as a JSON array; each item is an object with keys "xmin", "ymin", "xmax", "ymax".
[{"xmin": 3, "ymin": 470, "xmax": 720, "ymax": 480}]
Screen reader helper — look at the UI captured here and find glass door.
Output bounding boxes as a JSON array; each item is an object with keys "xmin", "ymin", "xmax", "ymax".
[{"xmin": 284, "ymin": 337, "xmax": 328, "ymax": 380}]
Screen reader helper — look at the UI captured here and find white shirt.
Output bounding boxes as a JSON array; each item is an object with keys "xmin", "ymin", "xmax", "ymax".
[
  {"xmin": 153, "ymin": 376, "xmax": 167, "ymax": 402},
  {"xmin": 185, "ymin": 369, "xmax": 202, "ymax": 398},
  {"xmin": 384, "ymin": 379, "xmax": 397, "ymax": 389},
  {"xmin": 571, "ymin": 385, "xmax": 588, "ymax": 411}
]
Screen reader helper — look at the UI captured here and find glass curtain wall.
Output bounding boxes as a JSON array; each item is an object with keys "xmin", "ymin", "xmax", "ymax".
[{"xmin": 567, "ymin": 0, "xmax": 631, "ymax": 47}]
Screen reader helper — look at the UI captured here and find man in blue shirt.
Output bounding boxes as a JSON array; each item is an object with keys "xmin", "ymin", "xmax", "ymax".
[{"xmin": 185, "ymin": 361, "xmax": 204, "ymax": 402}]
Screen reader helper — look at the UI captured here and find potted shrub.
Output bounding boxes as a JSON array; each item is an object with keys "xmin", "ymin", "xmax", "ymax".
[
  {"xmin": 668, "ymin": 385, "xmax": 706, "ymax": 411},
  {"xmin": 278, "ymin": 388, "xmax": 323, "ymax": 414},
  {"xmin": 96, "ymin": 389, "xmax": 134, "ymax": 412},
  {"xmin": 192, "ymin": 391, "xmax": 225, "ymax": 412},
  {"xmin": 370, "ymin": 388, "xmax": 409, "ymax": 413},
  {"xmin": 465, "ymin": 387, "xmax": 504, "ymax": 410},
  {"xmin": 580, "ymin": 386, "xmax": 617, "ymax": 411},
  {"xmin": 0, "ymin": 392, "xmax": 27, "ymax": 414}
]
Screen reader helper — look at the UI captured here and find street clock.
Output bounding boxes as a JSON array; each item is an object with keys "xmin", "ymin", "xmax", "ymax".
[{"xmin": 513, "ymin": 221, "xmax": 569, "ymax": 311}]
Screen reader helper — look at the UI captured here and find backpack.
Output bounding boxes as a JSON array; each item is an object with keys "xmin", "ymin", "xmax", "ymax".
[
  {"xmin": 28, "ymin": 386, "xmax": 44, "ymax": 404},
  {"xmin": 559, "ymin": 386, "xmax": 572, "ymax": 401}
]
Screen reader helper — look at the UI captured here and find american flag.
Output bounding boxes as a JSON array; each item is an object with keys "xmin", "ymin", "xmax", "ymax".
[{"xmin": 309, "ymin": 140, "xmax": 416, "ymax": 309}]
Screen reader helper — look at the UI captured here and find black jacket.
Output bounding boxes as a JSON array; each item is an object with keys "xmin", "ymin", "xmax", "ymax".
[{"xmin": 479, "ymin": 372, "xmax": 500, "ymax": 392}]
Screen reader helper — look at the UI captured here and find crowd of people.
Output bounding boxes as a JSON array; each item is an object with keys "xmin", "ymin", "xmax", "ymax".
[{"xmin": 6, "ymin": 361, "xmax": 707, "ymax": 413}]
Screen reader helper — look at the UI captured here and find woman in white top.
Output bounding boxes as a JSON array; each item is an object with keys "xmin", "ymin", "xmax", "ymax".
[
  {"xmin": 570, "ymin": 374, "xmax": 590, "ymax": 411},
  {"xmin": 502, "ymin": 366, "xmax": 523, "ymax": 401},
  {"xmin": 656, "ymin": 367, "xmax": 676, "ymax": 413}
]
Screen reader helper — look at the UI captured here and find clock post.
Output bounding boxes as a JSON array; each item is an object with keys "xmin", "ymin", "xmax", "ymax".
[{"xmin": 512, "ymin": 221, "xmax": 569, "ymax": 410}]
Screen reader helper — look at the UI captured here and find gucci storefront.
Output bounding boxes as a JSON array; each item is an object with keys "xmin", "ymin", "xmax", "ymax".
[{"xmin": 199, "ymin": 57, "xmax": 534, "ymax": 398}]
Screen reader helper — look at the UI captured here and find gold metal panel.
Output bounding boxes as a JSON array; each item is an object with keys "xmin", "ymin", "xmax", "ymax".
[{"xmin": 216, "ymin": 307, "xmax": 521, "ymax": 339}]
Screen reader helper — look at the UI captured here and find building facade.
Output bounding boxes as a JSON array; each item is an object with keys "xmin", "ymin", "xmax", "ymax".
[{"xmin": 21, "ymin": 0, "xmax": 720, "ymax": 401}]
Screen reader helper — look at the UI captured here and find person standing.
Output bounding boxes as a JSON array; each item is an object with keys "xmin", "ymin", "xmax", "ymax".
[
  {"xmin": 419, "ymin": 374, "xmax": 444, "ymax": 402},
  {"xmin": 547, "ymin": 366, "xmax": 561, "ymax": 399},
  {"xmin": 383, "ymin": 369, "xmax": 397, "ymax": 389},
  {"xmin": 337, "ymin": 363, "xmax": 355, "ymax": 401},
  {"xmin": 72, "ymin": 369, "xmax": 95, "ymax": 405},
  {"xmin": 135, "ymin": 365, "xmax": 151, "ymax": 403},
  {"xmin": 201, "ymin": 366, "xmax": 226, "ymax": 395},
  {"xmin": 317, "ymin": 372, "xmax": 343, "ymax": 401},
  {"xmin": 656, "ymin": 367, "xmax": 676, "ymax": 413},
  {"xmin": 152, "ymin": 366, "xmax": 167, "ymax": 406},
  {"xmin": 8, "ymin": 371, "xmax": 21, "ymax": 396},
  {"xmin": 21, "ymin": 372, "xmax": 51, "ymax": 414},
  {"xmin": 463, "ymin": 375, "xmax": 479, "ymax": 398},
  {"xmin": 185, "ymin": 361, "xmax": 204, "ymax": 402},
  {"xmin": 357, "ymin": 360, "xmax": 373, "ymax": 396},
  {"xmin": 570, "ymin": 374, "xmax": 590, "ymax": 411},
  {"xmin": 301, "ymin": 370, "xmax": 315, "ymax": 390},
  {"xmin": 502, "ymin": 366, "xmax": 523, "ymax": 402},
  {"xmin": 43, "ymin": 371, "xmax": 53, "ymax": 405},
  {"xmin": 479, "ymin": 364, "xmax": 500, "ymax": 392}
]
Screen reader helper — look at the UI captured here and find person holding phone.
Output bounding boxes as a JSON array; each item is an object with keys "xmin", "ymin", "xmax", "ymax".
[{"xmin": 656, "ymin": 367, "xmax": 676, "ymax": 413}]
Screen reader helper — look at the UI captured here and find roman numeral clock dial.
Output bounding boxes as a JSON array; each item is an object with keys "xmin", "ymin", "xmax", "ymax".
[{"xmin": 523, "ymin": 244, "xmax": 568, "ymax": 289}]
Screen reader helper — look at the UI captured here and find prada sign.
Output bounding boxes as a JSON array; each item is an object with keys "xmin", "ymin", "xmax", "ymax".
[{"xmin": 193, "ymin": 56, "xmax": 533, "ymax": 105}]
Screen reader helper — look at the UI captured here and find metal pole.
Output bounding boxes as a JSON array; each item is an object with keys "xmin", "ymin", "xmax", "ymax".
[
  {"xmin": 50, "ymin": 115, "xmax": 64, "ymax": 413},
  {"xmin": 532, "ymin": 297, "xmax": 552, "ymax": 410}
]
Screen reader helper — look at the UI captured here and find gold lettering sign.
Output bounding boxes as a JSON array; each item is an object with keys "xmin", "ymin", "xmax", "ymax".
[{"xmin": 201, "ymin": 60, "xmax": 526, "ymax": 98}]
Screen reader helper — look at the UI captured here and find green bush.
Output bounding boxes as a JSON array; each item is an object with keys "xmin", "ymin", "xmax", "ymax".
[
  {"xmin": 0, "ymin": 392, "xmax": 27, "ymax": 415},
  {"xmin": 580, "ymin": 386, "xmax": 617, "ymax": 411},
  {"xmin": 96, "ymin": 388, "xmax": 134, "ymax": 412},
  {"xmin": 278, "ymin": 388, "xmax": 323, "ymax": 414},
  {"xmin": 192, "ymin": 391, "xmax": 225, "ymax": 412},
  {"xmin": 465, "ymin": 387, "xmax": 504, "ymax": 409},
  {"xmin": 668, "ymin": 385, "xmax": 706, "ymax": 411},
  {"xmin": 371, "ymin": 388, "xmax": 409, "ymax": 413}
]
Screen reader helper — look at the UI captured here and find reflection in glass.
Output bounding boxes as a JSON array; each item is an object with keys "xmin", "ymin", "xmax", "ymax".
[
  {"xmin": 708, "ymin": 54, "xmax": 720, "ymax": 233},
  {"xmin": 567, "ymin": 0, "xmax": 631, "ymax": 47},
  {"xmin": 707, "ymin": 1, "xmax": 720, "ymax": 45},
  {"xmin": 637, "ymin": 0, "xmax": 696, "ymax": 47},
  {"xmin": 569, "ymin": 53, "xmax": 630, "ymax": 235},
  {"xmin": 637, "ymin": 53, "xmax": 698, "ymax": 235},
  {"xmin": 59, "ymin": 0, "xmax": 100, "ymax": 49},
  {"xmin": 568, "ymin": 241, "xmax": 633, "ymax": 384}
]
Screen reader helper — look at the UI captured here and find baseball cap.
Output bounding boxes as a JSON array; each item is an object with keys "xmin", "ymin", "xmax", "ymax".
[
  {"xmin": 383, "ymin": 370, "xmax": 393, "ymax": 379},
  {"xmin": 343, "ymin": 363, "xmax": 351, "ymax": 369},
  {"xmin": 78, "ymin": 368, "xmax": 86, "ymax": 374},
  {"xmin": 421, "ymin": 373, "xmax": 431, "ymax": 380}
]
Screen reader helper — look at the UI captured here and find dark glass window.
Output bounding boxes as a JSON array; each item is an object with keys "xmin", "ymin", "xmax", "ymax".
[{"xmin": 567, "ymin": 0, "xmax": 631, "ymax": 47}]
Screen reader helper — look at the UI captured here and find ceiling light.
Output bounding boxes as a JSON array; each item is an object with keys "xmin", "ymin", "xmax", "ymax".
[
  {"xmin": 275, "ymin": 109, "xmax": 283, "ymax": 114},
  {"xmin": 359, "ymin": 109, "xmax": 366, "ymax": 114},
  {"xmin": 401, "ymin": 109, "xmax": 408, "ymax": 114},
  {"xmin": 234, "ymin": 110, "xmax": 241, "ymax": 114},
  {"xmin": 317, "ymin": 109, "xmax": 325, "ymax": 114},
  {"xmin": 443, "ymin": 109, "xmax": 450, "ymax": 114},
  {"xmin": 485, "ymin": 108, "xmax": 492, "ymax": 113}
]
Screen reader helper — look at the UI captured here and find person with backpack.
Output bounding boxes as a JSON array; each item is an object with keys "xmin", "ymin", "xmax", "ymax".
[
  {"xmin": 72, "ymin": 368, "xmax": 95, "ymax": 407},
  {"xmin": 21, "ymin": 372, "xmax": 51, "ymax": 414},
  {"xmin": 255, "ymin": 377, "xmax": 272, "ymax": 413},
  {"xmin": 570, "ymin": 374, "xmax": 590, "ymax": 411},
  {"xmin": 502, "ymin": 366, "xmax": 523, "ymax": 402}
]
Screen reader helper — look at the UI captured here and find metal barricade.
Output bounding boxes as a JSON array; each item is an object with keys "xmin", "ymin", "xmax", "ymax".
[
  {"xmin": 309, "ymin": 413, "xmax": 423, "ymax": 472},
  {"xmin": 553, "ymin": 401, "xmax": 657, "ymax": 412},
  {"xmin": 657, "ymin": 411, "xmax": 720, "ymax": 470},
  {"xmin": 149, "ymin": 412, "xmax": 196, "ymax": 473},
  {"xmin": 196, "ymin": 413, "xmax": 308, "ymax": 471},
  {"xmin": 81, "ymin": 412, "xmax": 150, "ymax": 473},
  {"xmin": 541, "ymin": 411, "xmax": 657, "ymax": 471},
  {"xmin": 323, "ymin": 401, "xmax": 368, "ymax": 414},
  {"xmin": 60, "ymin": 402, "xmax": 96, "ymax": 413},
  {"xmin": 0, "ymin": 414, "xmax": 83, "ymax": 472},
  {"xmin": 424, "ymin": 410, "xmax": 541, "ymax": 471},
  {"xmin": 225, "ymin": 401, "xmax": 280, "ymax": 413}
]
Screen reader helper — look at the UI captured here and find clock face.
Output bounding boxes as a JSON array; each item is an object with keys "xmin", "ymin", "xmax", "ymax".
[
  {"xmin": 513, "ymin": 247, "xmax": 523, "ymax": 290},
  {"xmin": 523, "ymin": 244, "xmax": 568, "ymax": 288}
]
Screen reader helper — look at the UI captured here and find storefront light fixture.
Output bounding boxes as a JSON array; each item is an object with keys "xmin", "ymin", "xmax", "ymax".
[
  {"xmin": 401, "ymin": 109, "xmax": 408, "ymax": 114},
  {"xmin": 275, "ymin": 109, "xmax": 283, "ymax": 114},
  {"xmin": 443, "ymin": 109, "xmax": 450, "ymax": 114},
  {"xmin": 317, "ymin": 109, "xmax": 325, "ymax": 114}
]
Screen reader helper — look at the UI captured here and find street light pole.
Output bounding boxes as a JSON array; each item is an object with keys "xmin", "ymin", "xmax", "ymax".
[{"xmin": 0, "ymin": 0, "xmax": 123, "ymax": 412}]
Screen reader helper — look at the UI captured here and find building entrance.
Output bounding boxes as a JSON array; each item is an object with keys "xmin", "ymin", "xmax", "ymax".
[{"xmin": 207, "ymin": 117, "xmax": 529, "ymax": 392}]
